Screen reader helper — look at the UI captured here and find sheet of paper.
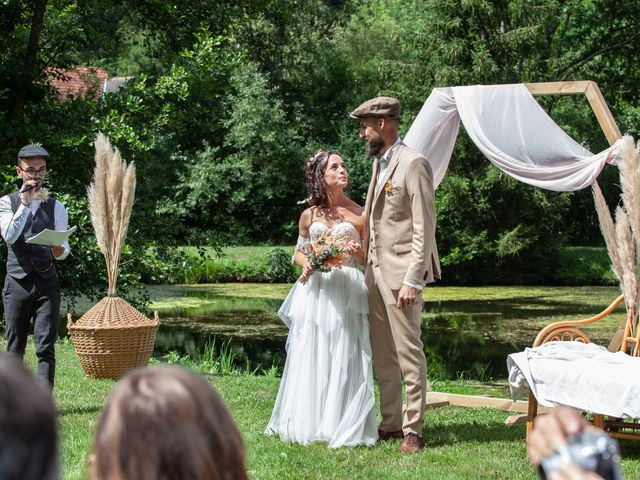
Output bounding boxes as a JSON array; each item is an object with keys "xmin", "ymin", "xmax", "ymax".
[{"xmin": 25, "ymin": 226, "xmax": 77, "ymax": 246}]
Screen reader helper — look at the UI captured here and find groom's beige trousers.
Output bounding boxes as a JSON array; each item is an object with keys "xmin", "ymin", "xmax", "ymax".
[{"xmin": 365, "ymin": 266, "xmax": 426, "ymax": 436}]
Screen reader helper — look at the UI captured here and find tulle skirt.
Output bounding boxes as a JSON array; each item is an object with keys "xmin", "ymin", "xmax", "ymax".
[{"xmin": 265, "ymin": 266, "xmax": 378, "ymax": 448}]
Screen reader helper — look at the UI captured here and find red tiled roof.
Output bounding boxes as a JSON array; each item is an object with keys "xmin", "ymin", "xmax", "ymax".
[{"xmin": 48, "ymin": 66, "xmax": 109, "ymax": 101}]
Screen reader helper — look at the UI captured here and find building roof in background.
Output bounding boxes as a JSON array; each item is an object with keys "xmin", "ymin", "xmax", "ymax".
[
  {"xmin": 49, "ymin": 66, "xmax": 109, "ymax": 101},
  {"xmin": 48, "ymin": 67, "xmax": 133, "ymax": 101}
]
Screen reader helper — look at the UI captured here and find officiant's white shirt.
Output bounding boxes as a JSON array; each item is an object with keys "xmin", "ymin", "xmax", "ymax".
[{"xmin": 0, "ymin": 195, "xmax": 70, "ymax": 259}]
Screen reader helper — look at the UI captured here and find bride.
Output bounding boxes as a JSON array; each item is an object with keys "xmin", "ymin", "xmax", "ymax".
[{"xmin": 265, "ymin": 150, "xmax": 378, "ymax": 448}]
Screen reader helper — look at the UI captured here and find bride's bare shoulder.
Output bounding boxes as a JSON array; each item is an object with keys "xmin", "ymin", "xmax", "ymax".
[
  {"xmin": 340, "ymin": 201, "xmax": 364, "ymax": 229},
  {"xmin": 299, "ymin": 207, "xmax": 314, "ymax": 225},
  {"xmin": 297, "ymin": 207, "xmax": 315, "ymax": 237},
  {"xmin": 343, "ymin": 198, "xmax": 364, "ymax": 216}
]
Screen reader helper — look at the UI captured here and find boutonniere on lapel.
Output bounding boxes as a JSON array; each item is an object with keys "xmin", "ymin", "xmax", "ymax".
[{"xmin": 383, "ymin": 181, "xmax": 400, "ymax": 196}]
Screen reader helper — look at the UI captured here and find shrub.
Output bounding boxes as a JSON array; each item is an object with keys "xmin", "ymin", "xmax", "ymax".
[{"xmin": 266, "ymin": 248, "xmax": 296, "ymax": 283}]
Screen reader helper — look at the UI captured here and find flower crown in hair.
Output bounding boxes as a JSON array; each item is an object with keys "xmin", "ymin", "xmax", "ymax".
[{"xmin": 312, "ymin": 148, "xmax": 328, "ymax": 162}]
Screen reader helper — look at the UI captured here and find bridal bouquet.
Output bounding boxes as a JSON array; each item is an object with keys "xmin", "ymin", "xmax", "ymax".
[{"xmin": 300, "ymin": 231, "xmax": 360, "ymax": 283}]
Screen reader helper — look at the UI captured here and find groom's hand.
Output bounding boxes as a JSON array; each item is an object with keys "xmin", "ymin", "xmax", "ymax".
[{"xmin": 397, "ymin": 285, "xmax": 418, "ymax": 309}]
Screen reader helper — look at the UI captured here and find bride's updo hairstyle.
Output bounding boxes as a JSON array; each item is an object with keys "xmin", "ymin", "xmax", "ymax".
[{"xmin": 303, "ymin": 149, "xmax": 337, "ymax": 207}]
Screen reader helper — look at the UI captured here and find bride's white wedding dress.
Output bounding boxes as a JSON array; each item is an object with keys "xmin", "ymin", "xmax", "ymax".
[{"xmin": 265, "ymin": 221, "xmax": 378, "ymax": 448}]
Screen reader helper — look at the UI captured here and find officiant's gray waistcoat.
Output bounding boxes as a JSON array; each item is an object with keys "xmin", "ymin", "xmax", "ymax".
[{"xmin": 7, "ymin": 192, "xmax": 57, "ymax": 279}]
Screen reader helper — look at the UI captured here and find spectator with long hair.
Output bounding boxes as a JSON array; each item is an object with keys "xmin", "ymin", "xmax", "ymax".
[{"xmin": 91, "ymin": 365, "xmax": 248, "ymax": 480}]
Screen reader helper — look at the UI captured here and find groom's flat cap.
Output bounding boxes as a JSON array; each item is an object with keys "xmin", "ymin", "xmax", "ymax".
[
  {"xmin": 17, "ymin": 144, "xmax": 50, "ymax": 160},
  {"xmin": 349, "ymin": 96, "xmax": 400, "ymax": 120}
]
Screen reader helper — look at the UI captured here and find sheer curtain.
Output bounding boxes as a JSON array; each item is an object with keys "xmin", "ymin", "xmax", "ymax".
[{"xmin": 404, "ymin": 84, "xmax": 621, "ymax": 191}]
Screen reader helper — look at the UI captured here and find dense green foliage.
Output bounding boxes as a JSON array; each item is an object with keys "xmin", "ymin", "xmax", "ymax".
[
  {"xmin": 0, "ymin": 0, "xmax": 639, "ymax": 295},
  {"xmin": 167, "ymin": 246, "xmax": 299, "ymax": 284}
]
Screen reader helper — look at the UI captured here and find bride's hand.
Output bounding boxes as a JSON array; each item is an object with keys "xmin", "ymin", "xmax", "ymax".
[
  {"xmin": 301, "ymin": 261, "xmax": 314, "ymax": 278},
  {"xmin": 346, "ymin": 240, "xmax": 362, "ymax": 255}
]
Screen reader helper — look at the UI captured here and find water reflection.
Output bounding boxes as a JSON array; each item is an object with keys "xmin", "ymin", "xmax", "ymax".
[
  {"xmin": 424, "ymin": 312, "xmax": 522, "ymax": 379},
  {"xmin": 156, "ymin": 326, "xmax": 287, "ymax": 373},
  {"xmin": 60, "ymin": 286, "xmax": 622, "ymax": 381},
  {"xmin": 154, "ymin": 294, "xmax": 535, "ymax": 381}
]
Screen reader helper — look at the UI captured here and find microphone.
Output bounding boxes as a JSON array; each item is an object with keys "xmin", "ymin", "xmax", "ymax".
[{"xmin": 19, "ymin": 184, "xmax": 35, "ymax": 194}]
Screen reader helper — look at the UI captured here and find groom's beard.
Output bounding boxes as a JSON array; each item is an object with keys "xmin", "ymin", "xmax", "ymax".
[{"xmin": 365, "ymin": 136, "xmax": 384, "ymax": 157}]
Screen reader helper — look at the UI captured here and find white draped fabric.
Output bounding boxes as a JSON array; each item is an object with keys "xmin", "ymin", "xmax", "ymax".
[
  {"xmin": 404, "ymin": 84, "xmax": 621, "ymax": 191},
  {"xmin": 507, "ymin": 342, "xmax": 640, "ymax": 418}
]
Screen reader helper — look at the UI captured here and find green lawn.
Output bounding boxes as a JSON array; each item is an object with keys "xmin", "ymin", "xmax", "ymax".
[
  {"xmin": 12, "ymin": 340, "xmax": 639, "ymax": 479},
  {"xmin": 553, "ymin": 246, "xmax": 618, "ymax": 285},
  {"xmin": 169, "ymin": 244, "xmax": 617, "ymax": 285},
  {"xmin": 175, "ymin": 245, "xmax": 295, "ymax": 283}
]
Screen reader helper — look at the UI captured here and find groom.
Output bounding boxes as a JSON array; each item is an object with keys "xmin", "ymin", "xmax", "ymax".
[{"xmin": 351, "ymin": 96, "xmax": 440, "ymax": 453}]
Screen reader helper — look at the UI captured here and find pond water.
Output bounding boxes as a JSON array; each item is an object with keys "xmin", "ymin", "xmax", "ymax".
[{"xmin": 116, "ymin": 284, "xmax": 624, "ymax": 381}]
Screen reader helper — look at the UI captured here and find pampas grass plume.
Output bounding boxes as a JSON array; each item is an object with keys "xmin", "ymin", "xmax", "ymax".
[
  {"xmin": 88, "ymin": 133, "xmax": 136, "ymax": 295},
  {"xmin": 615, "ymin": 206, "xmax": 637, "ymax": 329},
  {"xmin": 619, "ymin": 135, "xmax": 640, "ymax": 253},
  {"xmin": 593, "ymin": 181, "xmax": 623, "ymax": 282}
]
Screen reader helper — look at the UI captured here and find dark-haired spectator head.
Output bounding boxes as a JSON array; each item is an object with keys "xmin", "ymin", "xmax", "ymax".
[{"xmin": 0, "ymin": 353, "xmax": 58, "ymax": 480}]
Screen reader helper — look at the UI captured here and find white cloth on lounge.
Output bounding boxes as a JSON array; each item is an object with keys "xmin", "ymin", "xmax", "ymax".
[
  {"xmin": 404, "ymin": 84, "xmax": 621, "ymax": 191},
  {"xmin": 508, "ymin": 341, "xmax": 640, "ymax": 418},
  {"xmin": 265, "ymin": 221, "xmax": 378, "ymax": 448}
]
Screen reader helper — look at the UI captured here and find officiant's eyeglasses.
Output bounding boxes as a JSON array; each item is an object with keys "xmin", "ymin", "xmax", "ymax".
[{"xmin": 19, "ymin": 166, "xmax": 47, "ymax": 176}]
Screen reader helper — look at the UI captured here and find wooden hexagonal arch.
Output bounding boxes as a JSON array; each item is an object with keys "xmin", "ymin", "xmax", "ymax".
[{"xmin": 524, "ymin": 80, "xmax": 622, "ymax": 146}]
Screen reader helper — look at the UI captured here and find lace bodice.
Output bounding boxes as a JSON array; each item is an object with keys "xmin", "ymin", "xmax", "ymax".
[{"xmin": 308, "ymin": 221, "xmax": 361, "ymax": 268}]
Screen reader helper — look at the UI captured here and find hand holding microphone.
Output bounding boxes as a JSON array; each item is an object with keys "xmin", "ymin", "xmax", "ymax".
[
  {"xmin": 19, "ymin": 180, "xmax": 38, "ymax": 206},
  {"xmin": 20, "ymin": 183, "xmax": 36, "ymax": 193}
]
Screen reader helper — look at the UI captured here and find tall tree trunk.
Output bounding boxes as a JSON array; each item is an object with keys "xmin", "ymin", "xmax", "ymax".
[{"xmin": 9, "ymin": 0, "xmax": 48, "ymax": 121}]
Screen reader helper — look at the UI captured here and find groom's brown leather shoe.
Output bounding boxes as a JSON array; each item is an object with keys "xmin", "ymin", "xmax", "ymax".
[
  {"xmin": 378, "ymin": 429, "xmax": 403, "ymax": 441},
  {"xmin": 398, "ymin": 433, "xmax": 424, "ymax": 453}
]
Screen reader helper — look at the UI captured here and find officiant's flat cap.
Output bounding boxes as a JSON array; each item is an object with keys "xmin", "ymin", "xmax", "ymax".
[
  {"xmin": 349, "ymin": 96, "xmax": 400, "ymax": 120},
  {"xmin": 18, "ymin": 144, "xmax": 50, "ymax": 160}
]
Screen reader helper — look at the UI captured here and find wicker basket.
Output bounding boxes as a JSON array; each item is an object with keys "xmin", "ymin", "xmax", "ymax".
[{"xmin": 68, "ymin": 296, "xmax": 159, "ymax": 379}]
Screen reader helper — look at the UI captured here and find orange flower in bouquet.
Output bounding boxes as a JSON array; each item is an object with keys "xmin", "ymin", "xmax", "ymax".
[{"xmin": 300, "ymin": 230, "xmax": 360, "ymax": 283}]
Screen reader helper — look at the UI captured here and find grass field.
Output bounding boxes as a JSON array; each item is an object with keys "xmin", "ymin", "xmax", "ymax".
[
  {"xmin": 12, "ymin": 339, "xmax": 638, "ymax": 479},
  {"xmin": 176, "ymin": 245, "xmax": 295, "ymax": 283}
]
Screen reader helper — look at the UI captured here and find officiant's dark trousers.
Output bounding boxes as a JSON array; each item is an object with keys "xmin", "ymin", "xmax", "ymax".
[{"xmin": 3, "ymin": 273, "xmax": 60, "ymax": 389}]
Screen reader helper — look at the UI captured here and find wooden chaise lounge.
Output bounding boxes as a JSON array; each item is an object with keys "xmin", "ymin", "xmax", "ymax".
[{"xmin": 526, "ymin": 294, "xmax": 640, "ymax": 440}]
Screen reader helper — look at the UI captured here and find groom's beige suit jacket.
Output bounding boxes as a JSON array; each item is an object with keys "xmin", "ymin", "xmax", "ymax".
[{"xmin": 364, "ymin": 142, "xmax": 440, "ymax": 302}]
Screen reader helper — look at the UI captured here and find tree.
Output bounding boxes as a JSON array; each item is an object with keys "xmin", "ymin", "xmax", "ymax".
[
  {"xmin": 169, "ymin": 60, "xmax": 305, "ymax": 241},
  {"xmin": 0, "ymin": 0, "xmax": 639, "ymax": 291}
]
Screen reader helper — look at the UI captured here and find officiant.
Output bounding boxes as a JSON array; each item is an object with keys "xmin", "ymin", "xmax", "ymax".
[{"xmin": 0, "ymin": 144, "xmax": 70, "ymax": 390}]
